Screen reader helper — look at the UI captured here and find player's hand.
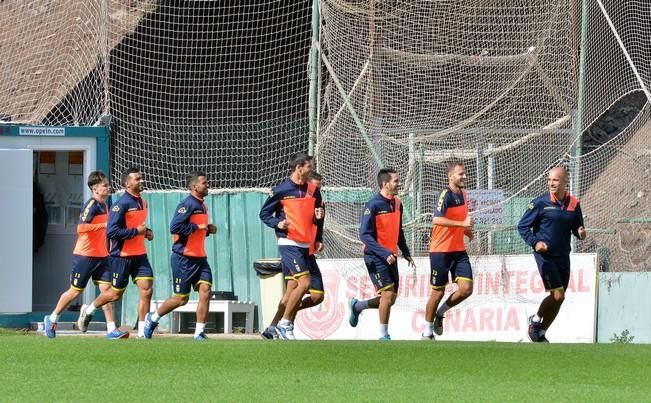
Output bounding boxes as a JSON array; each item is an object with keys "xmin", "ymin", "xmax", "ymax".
[
  {"xmin": 145, "ymin": 228, "xmax": 154, "ymax": 241},
  {"xmin": 315, "ymin": 207, "xmax": 325, "ymax": 220},
  {"xmin": 207, "ymin": 224, "xmax": 217, "ymax": 234},
  {"xmin": 464, "ymin": 228, "xmax": 474, "ymax": 241},
  {"xmin": 577, "ymin": 226, "xmax": 586, "ymax": 240},
  {"xmin": 386, "ymin": 254, "xmax": 397, "ymax": 265},
  {"xmin": 405, "ymin": 256, "xmax": 416, "ymax": 269},
  {"xmin": 462, "ymin": 216, "xmax": 474, "ymax": 228},
  {"xmin": 136, "ymin": 223, "xmax": 147, "ymax": 235},
  {"xmin": 315, "ymin": 241, "xmax": 324, "ymax": 253},
  {"xmin": 277, "ymin": 219, "xmax": 290, "ymax": 230},
  {"xmin": 534, "ymin": 241, "xmax": 548, "ymax": 253}
]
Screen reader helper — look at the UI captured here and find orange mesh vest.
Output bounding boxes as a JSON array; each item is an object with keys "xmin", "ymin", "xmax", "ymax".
[
  {"xmin": 308, "ymin": 200, "xmax": 324, "ymax": 256},
  {"xmin": 375, "ymin": 197, "xmax": 401, "ymax": 255},
  {"xmin": 281, "ymin": 181, "xmax": 317, "ymax": 244},
  {"xmin": 429, "ymin": 190, "xmax": 467, "ymax": 253},
  {"xmin": 121, "ymin": 199, "xmax": 148, "ymax": 256},
  {"xmin": 177, "ymin": 205, "xmax": 208, "ymax": 258},
  {"xmin": 73, "ymin": 201, "xmax": 108, "ymax": 257}
]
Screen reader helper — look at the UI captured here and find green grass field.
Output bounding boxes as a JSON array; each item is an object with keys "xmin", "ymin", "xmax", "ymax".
[{"xmin": 1, "ymin": 330, "xmax": 649, "ymax": 402}]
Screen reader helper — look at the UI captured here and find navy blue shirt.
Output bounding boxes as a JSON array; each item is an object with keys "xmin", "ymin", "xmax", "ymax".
[
  {"xmin": 107, "ymin": 191, "xmax": 146, "ymax": 256},
  {"xmin": 360, "ymin": 193, "xmax": 410, "ymax": 260},
  {"xmin": 518, "ymin": 192, "xmax": 584, "ymax": 257},
  {"xmin": 259, "ymin": 178, "xmax": 323, "ymax": 241},
  {"xmin": 170, "ymin": 195, "xmax": 209, "ymax": 256}
]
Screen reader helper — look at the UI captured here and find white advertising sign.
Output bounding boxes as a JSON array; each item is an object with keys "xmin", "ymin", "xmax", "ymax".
[
  {"xmin": 294, "ymin": 254, "xmax": 597, "ymax": 342},
  {"xmin": 466, "ymin": 189, "xmax": 504, "ymax": 224}
]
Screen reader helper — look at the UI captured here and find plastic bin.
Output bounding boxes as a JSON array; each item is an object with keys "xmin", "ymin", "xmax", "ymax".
[{"xmin": 254, "ymin": 258, "xmax": 285, "ymax": 328}]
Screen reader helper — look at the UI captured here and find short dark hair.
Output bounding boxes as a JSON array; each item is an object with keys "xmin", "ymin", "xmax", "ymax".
[
  {"xmin": 121, "ymin": 167, "xmax": 140, "ymax": 186},
  {"xmin": 289, "ymin": 152, "xmax": 312, "ymax": 171},
  {"xmin": 87, "ymin": 171, "xmax": 107, "ymax": 190},
  {"xmin": 308, "ymin": 171, "xmax": 322, "ymax": 181},
  {"xmin": 186, "ymin": 171, "xmax": 207, "ymax": 189},
  {"xmin": 446, "ymin": 160, "xmax": 464, "ymax": 174},
  {"xmin": 377, "ymin": 168, "xmax": 397, "ymax": 189}
]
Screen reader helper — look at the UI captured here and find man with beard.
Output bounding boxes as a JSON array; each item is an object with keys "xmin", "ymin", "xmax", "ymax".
[
  {"xmin": 77, "ymin": 167, "xmax": 155, "ymax": 338},
  {"xmin": 143, "ymin": 172, "xmax": 217, "ymax": 340},
  {"xmin": 422, "ymin": 161, "xmax": 474, "ymax": 340}
]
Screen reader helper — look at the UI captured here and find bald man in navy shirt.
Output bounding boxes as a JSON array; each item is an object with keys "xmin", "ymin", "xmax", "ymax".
[{"xmin": 518, "ymin": 166, "xmax": 586, "ymax": 342}]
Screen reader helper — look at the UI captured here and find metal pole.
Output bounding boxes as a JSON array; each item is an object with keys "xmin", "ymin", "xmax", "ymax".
[
  {"xmin": 487, "ymin": 143, "xmax": 494, "ymax": 254},
  {"xmin": 408, "ymin": 133, "xmax": 416, "ymax": 251},
  {"xmin": 572, "ymin": 0, "xmax": 589, "ymax": 253},
  {"xmin": 307, "ymin": 0, "xmax": 321, "ymax": 157},
  {"xmin": 416, "ymin": 144, "xmax": 424, "ymax": 255}
]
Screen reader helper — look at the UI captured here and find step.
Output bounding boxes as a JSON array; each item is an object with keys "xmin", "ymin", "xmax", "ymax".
[{"xmin": 31, "ymin": 321, "xmax": 107, "ymax": 332}]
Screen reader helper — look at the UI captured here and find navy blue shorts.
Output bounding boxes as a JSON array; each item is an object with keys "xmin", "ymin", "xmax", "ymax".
[
  {"xmin": 70, "ymin": 255, "xmax": 108, "ymax": 291},
  {"xmin": 364, "ymin": 254, "xmax": 399, "ymax": 294},
  {"xmin": 279, "ymin": 245, "xmax": 310, "ymax": 280},
  {"xmin": 109, "ymin": 255, "xmax": 154, "ymax": 291},
  {"xmin": 171, "ymin": 253, "xmax": 213, "ymax": 296},
  {"xmin": 429, "ymin": 251, "xmax": 473, "ymax": 289},
  {"xmin": 534, "ymin": 253, "xmax": 570, "ymax": 291},
  {"xmin": 306, "ymin": 255, "xmax": 324, "ymax": 294}
]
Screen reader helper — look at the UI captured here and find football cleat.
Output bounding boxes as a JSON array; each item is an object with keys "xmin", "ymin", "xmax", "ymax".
[
  {"xmin": 261, "ymin": 326, "xmax": 276, "ymax": 340},
  {"xmin": 193, "ymin": 332, "xmax": 208, "ymax": 341},
  {"xmin": 528, "ymin": 315, "xmax": 543, "ymax": 342},
  {"xmin": 44, "ymin": 315, "xmax": 57, "ymax": 339},
  {"xmin": 433, "ymin": 315, "xmax": 445, "ymax": 336},
  {"xmin": 106, "ymin": 329, "xmax": 130, "ymax": 340},
  {"xmin": 348, "ymin": 298, "xmax": 360, "ymax": 328},
  {"xmin": 143, "ymin": 312, "xmax": 158, "ymax": 339},
  {"xmin": 276, "ymin": 322, "xmax": 295, "ymax": 340},
  {"xmin": 77, "ymin": 304, "xmax": 93, "ymax": 333}
]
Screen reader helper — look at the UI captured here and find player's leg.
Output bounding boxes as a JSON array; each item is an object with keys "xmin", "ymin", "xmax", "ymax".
[
  {"xmin": 262, "ymin": 279, "xmax": 295, "ymax": 339},
  {"xmin": 348, "ymin": 255, "xmax": 383, "ymax": 328},
  {"xmin": 77, "ymin": 257, "xmax": 125, "ymax": 333},
  {"xmin": 132, "ymin": 255, "xmax": 155, "ymax": 338},
  {"xmin": 145, "ymin": 253, "xmax": 192, "ymax": 338},
  {"xmin": 97, "ymin": 281, "xmax": 129, "ymax": 339},
  {"xmin": 436, "ymin": 252, "xmax": 474, "ymax": 325},
  {"xmin": 278, "ymin": 274, "xmax": 310, "ymax": 339},
  {"xmin": 378, "ymin": 287, "xmax": 395, "ymax": 340},
  {"xmin": 276, "ymin": 246, "xmax": 310, "ymax": 340},
  {"xmin": 536, "ymin": 256, "xmax": 569, "ymax": 341},
  {"xmin": 91, "ymin": 259, "xmax": 124, "ymax": 337},
  {"xmin": 47, "ymin": 288, "xmax": 82, "ymax": 336},
  {"xmin": 377, "ymin": 262, "xmax": 399, "ymax": 340},
  {"xmin": 193, "ymin": 281, "xmax": 212, "ymax": 340},
  {"xmin": 423, "ymin": 252, "xmax": 451, "ymax": 337},
  {"xmin": 289, "ymin": 290, "xmax": 324, "ymax": 322},
  {"xmin": 290, "ymin": 256, "xmax": 325, "ymax": 321},
  {"xmin": 45, "ymin": 256, "xmax": 98, "ymax": 338},
  {"xmin": 191, "ymin": 259, "xmax": 213, "ymax": 340},
  {"xmin": 529, "ymin": 253, "xmax": 564, "ymax": 342}
]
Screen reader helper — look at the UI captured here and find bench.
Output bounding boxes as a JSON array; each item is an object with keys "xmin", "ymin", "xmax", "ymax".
[{"xmin": 150, "ymin": 300, "xmax": 255, "ymax": 334}]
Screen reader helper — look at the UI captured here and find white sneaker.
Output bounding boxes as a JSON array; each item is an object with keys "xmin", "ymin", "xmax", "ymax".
[
  {"xmin": 276, "ymin": 322, "xmax": 296, "ymax": 340},
  {"xmin": 285, "ymin": 324, "xmax": 296, "ymax": 340},
  {"xmin": 77, "ymin": 304, "xmax": 92, "ymax": 332}
]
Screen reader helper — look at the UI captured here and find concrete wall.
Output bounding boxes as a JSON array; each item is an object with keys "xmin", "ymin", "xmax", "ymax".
[{"xmin": 597, "ymin": 272, "xmax": 651, "ymax": 343}]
